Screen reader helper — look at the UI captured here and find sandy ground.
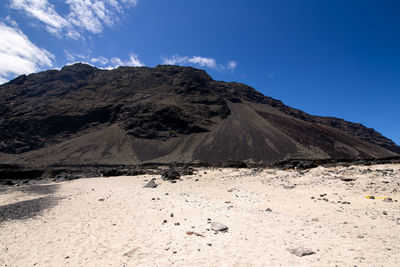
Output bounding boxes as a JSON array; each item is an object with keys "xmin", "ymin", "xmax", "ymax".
[{"xmin": 1, "ymin": 164, "xmax": 400, "ymax": 266}]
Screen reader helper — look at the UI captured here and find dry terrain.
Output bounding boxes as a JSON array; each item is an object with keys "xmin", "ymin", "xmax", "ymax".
[{"xmin": 1, "ymin": 164, "xmax": 399, "ymax": 266}]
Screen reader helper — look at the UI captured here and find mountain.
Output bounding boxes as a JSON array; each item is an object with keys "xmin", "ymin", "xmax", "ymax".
[{"xmin": 0, "ymin": 63, "xmax": 398, "ymax": 166}]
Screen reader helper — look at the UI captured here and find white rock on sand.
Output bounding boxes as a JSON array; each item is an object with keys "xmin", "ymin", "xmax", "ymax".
[{"xmin": 0, "ymin": 164, "xmax": 400, "ymax": 266}]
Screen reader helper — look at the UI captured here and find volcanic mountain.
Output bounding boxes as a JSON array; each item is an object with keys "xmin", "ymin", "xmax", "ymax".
[{"xmin": 0, "ymin": 63, "xmax": 399, "ymax": 165}]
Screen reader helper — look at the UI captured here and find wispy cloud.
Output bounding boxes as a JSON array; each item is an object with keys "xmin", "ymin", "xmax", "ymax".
[
  {"xmin": 110, "ymin": 53, "xmax": 144, "ymax": 67},
  {"xmin": 9, "ymin": 0, "xmax": 138, "ymax": 39},
  {"xmin": 162, "ymin": 55, "xmax": 237, "ymax": 71},
  {"xmin": 65, "ymin": 52, "xmax": 144, "ymax": 68},
  {"xmin": 91, "ymin": 56, "xmax": 109, "ymax": 65},
  {"xmin": 0, "ymin": 21, "xmax": 54, "ymax": 84}
]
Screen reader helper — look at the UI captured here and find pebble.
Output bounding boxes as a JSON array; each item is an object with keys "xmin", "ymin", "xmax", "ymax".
[
  {"xmin": 287, "ymin": 247, "xmax": 315, "ymax": 257},
  {"xmin": 211, "ymin": 222, "xmax": 228, "ymax": 232}
]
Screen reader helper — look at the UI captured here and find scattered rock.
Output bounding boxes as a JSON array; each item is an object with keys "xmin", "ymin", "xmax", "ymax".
[
  {"xmin": 143, "ymin": 178, "xmax": 157, "ymax": 188},
  {"xmin": 98, "ymin": 198, "xmax": 105, "ymax": 201},
  {"xmin": 3, "ymin": 180, "xmax": 16, "ymax": 186},
  {"xmin": 283, "ymin": 185, "xmax": 295, "ymax": 189},
  {"xmin": 162, "ymin": 169, "xmax": 181, "ymax": 181},
  {"xmin": 265, "ymin": 208, "xmax": 272, "ymax": 212},
  {"xmin": 211, "ymin": 222, "xmax": 228, "ymax": 232},
  {"xmin": 170, "ymin": 213, "xmax": 174, "ymax": 217},
  {"xmin": 186, "ymin": 231, "xmax": 204, "ymax": 237},
  {"xmin": 340, "ymin": 177, "xmax": 357, "ymax": 182},
  {"xmin": 287, "ymin": 247, "xmax": 316, "ymax": 257},
  {"xmin": 383, "ymin": 211, "xmax": 388, "ymax": 215},
  {"xmin": 207, "ymin": 243, "xmax": 212, "ymax": 246}
]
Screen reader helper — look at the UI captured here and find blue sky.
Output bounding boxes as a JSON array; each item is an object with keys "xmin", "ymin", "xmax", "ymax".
[{"xmin": 0, "ymin": 0, "xmax": 399, "ymax": 145}]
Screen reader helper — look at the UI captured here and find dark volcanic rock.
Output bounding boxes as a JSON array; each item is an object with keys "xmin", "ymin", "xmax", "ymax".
[
  {"xmin": 0, "ymin": 63, "xmax": 398, "ymax": 166},
  {"xmin": 143, "ymin": 178, "xmax": 157, "ymax": 188},
  {"xmin": 162, "ymin": 169, "xmax": 181, "ymax": 181}
]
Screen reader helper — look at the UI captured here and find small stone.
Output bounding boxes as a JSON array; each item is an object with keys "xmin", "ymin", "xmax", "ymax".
[
  {"xmin": 311, "ymin": 196, "xmax": 315, "ymax": 199},
  {"xmin": 287, "ymin": 247, "xmax": 315, "ymax": 257},
  {"xmin": 143, "ymin": 178, "xmax": 157, "ymax": 188},
  {"xmin": 174, "ymin": 222, "xmax": 180, "ymax": 226},
  {"xmin": 383, "ymin": 198, "xmax": 392, "ymax": 202},
  {"xmin": 170, "ymin": 213, "xmax": 174, "ymax": 217},
  {"xmin": 195, "ymin": 179, "xmax": 199, "ymax": 182},
  {"xmin": 265, "ymin": 208, "xmax": 272, "ymax": 212},
  {"xmin": 357, "ymin": 235, "xmax": 364, "ymax": 239},
  {"xmin": 98, "ymin": 198, "xmax": 105, "ymax": 201},
  {"xmin": 283, "ymin": 185, "xmax": 295, "ymax": 189},
  {"xmin": 211, "ymin": 222, "xmax": 228, "ymax": 232},
  {"xmin": 207, "ymin": 243, "xmax": 212, "ymax": 246},
  {"xmin": 383, "ymin": 211, "xmax": 388, "ymax": 215},
  {"xmin": 163, "ymin": 219, "xmax": 167, "ymax": 223}
]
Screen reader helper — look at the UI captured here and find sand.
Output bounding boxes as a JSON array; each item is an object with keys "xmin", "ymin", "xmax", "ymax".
[{"xmin": 1, "ymin": 164, "xmax": 400, "ymax": 266}]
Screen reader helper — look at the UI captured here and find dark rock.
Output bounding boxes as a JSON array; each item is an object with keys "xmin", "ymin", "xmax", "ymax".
[
  {"xmin": 143, "ymin": 178, "xmax": 157, "ymax": 188},
  {"xmin": 162, "ymin": 169, "xmax": 180, "ymax": 181},
  {"xmin": 283, "ymin": 185, "xmax": 295, "ymax": 189},
  {"xmin": 287, "ymin": 247, "xmax": 316, "ymax": 257},
  {"xmin": 340, "ymin": 177, "xmax": 357, "ymax": 182}
]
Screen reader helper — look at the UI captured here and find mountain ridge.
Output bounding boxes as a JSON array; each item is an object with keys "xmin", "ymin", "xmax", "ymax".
[{"xmin": 0, "ymin": 63, "xmax": 398, "ymax": 165}]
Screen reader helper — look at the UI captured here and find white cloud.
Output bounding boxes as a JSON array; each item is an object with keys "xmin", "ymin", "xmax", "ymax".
[
  {"xmin": 64, "ymin": 52, "xmax": 144, "ymax": 69},
  {"xmin": 163, "ymin": 55, "xmax": 217, "ymax": 69},
  {"xmin": 9, "ymin": 0, "xmax": 138, "ymax": 39},
  {"xmin": 162, "ymin": 55, "xmax": 237, "ymax": 71},
  {"xmin": 0, "ymin": 22, "xmax": 54, "ymax": 84},
  {"xmin": 227, "ymin": 60, "xmax": 237, "ymax": 70},
  {"xmin": 91, "ymin": 56, "xmax": 109, "ymax": 65},
  {"xmin": 110, "ymin": 53, "xmax": 144, "ymax": 67}
]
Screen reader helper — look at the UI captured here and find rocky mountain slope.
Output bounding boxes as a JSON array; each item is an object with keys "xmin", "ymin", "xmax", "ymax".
[{"xmin": 0, "ymin": 63, "xmax": 398, "ymax": 165}]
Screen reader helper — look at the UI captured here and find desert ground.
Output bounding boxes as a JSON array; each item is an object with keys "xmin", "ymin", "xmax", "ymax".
[{"xmin": 1, "ymin": 164, "xmax": 399, "ymax": 266}]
